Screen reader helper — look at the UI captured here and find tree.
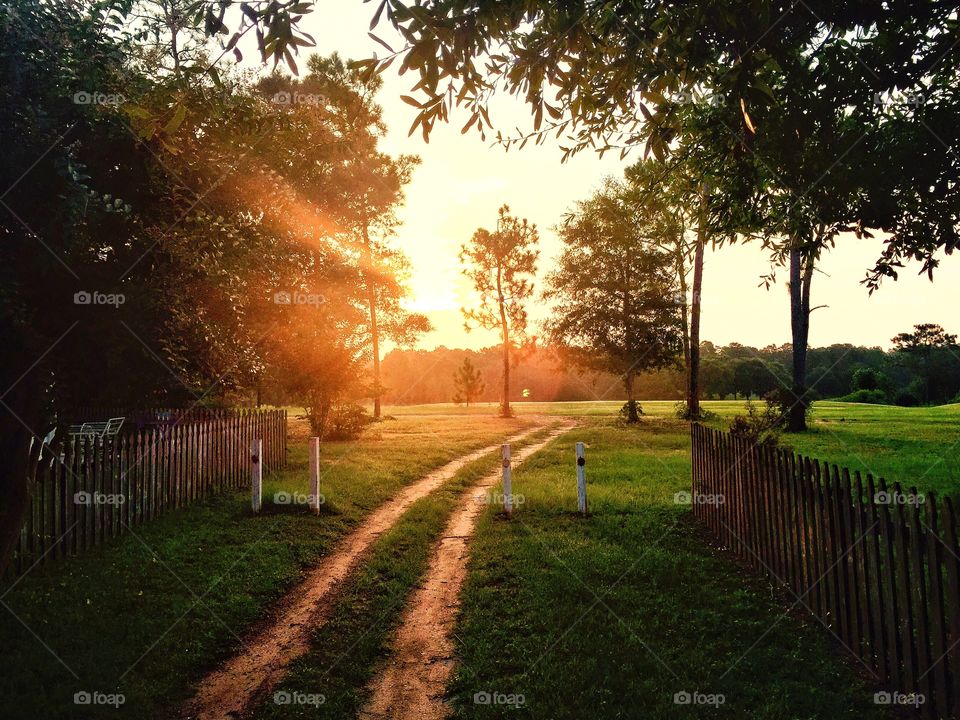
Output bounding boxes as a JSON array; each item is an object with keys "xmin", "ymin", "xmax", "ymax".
[
  {"xmin": 256, "ymin": 54, "xmax": 429, "ymax": 419},
  {"xmin": 452, "ymin": 357, "xmax": 485, "ymax": 407},
  {"xmin": 892, "ymin": 323, "xmax": 958, "ymax": 353},
  {"xmin": 543, "ymin": 179, "xmax": 683, "ymax": 422},
  {"xmin": 460, "ymin": 205, "xmax": 539, "ymax": 417},
  {"xmin": 624, "ymin": 160, "xmax": 713, "ymax": 419},
  {"xmin": 892, "ymin": 324, "xmax": 959, "ymax": 405}
]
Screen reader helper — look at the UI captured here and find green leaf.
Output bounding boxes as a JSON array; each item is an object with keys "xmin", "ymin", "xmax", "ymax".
[{"xmin": 163, "ymin": 103, "xmax": 187, "ymax": 135}]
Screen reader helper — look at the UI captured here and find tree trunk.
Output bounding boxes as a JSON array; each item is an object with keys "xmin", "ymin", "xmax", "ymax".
[
  {"xmin": 788, "ymin": 247, "xmax": 814, "ymax": 432},
  {"xmin": 677, "ymin": 252, "xmax": 690, "ymax": 385},
  {"xmin": 362, "ymin": 225, "xmax": 382, "ymax": 419},
  {"xmin": 624, "ymin": 371, "xmax": 639, "ymax": 423},
  {"xmin": 496, "ymin": 265, "xmax": 511, "ymax": 417},
  {"xmin": 0, "ymin": 375, "xmax": 43, "ymax": 575},
  {"xmin": 688, "ymin": 184, "xmax": 707, "ymax": 419}
]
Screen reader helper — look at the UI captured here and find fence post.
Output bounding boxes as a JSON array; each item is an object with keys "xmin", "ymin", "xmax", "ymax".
[
  {"xmin": 309, "ymin": 437, "xmax": 320, "ymax": 515},
  {"xmin": 251, "ymin": 439, "xmax": 262, "ymax": 513},
  {"xmin": 576, "ymin": 442, "xmax": 587, "ymax": 516},
  {"xmin": 502, "ymin": 444, "xmax": 513, "ymax": 517}
]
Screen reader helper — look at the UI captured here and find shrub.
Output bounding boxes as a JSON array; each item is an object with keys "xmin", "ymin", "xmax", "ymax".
[
  {"xmin": 894, "ymin": 390, "xmax": 921, "ymax": 407},
  {"xmin": 302, "ymin": 401, "xmax": 373, "ymax": 440},
  {"xmin": 851, "ymin": 367, "xmax": 889, "ymax": 392},
  {"xmin": 763, "ymin": 387, "xmax": 813, "ymax": 430},
  {"xmin": 836, "ymin": 389, "xmax": 888, "ymax": 404},
  {"xmin": 728, "ymin": 397, "xmax": 785, "ymax": 449},
  {"xmin": 617, "ymin": 401, "xmax": 644, "ymax": 424},
  {"xmin": 673, "ymin": 400, "xmax": 718, "ymax": 421},
  {"xmin": 323, "ymin": 402, "xmax": 374, "ymax": 440}
]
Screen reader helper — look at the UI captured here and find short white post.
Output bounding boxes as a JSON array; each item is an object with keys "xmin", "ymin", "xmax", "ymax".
[
  {"xmin": 502, "ymin": 443, "xmax": 513, "ymax": 517},
  {"xmin": 251, "ymin": 438, "xmax": 262, "ymax": 513},
  {"xmin": 309, "ymin": 436, "xmax": 320, "ymax": 515},
  {"xmin": 576, "ymin": 442, "xmax": 587, "ymax": 516}
]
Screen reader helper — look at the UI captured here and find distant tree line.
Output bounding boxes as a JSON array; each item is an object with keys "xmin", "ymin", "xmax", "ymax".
[{"xmin": 382, "ymin": 328, "xmax": 960, "ymax": 408}]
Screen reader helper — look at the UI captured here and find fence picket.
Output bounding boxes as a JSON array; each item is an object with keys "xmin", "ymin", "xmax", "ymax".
[
  {"xmin": 942, "ymin": 498, "xmax": 960, "ymax": 717},
  {"xmin": 854, "ymin": 472, "xmax": 877, "ymax": 672},
  {"xmin": 892, "ymin": 482, "xmax": 919, "ymax": 695},
  {"xmin": 910, "ymin": 489, "xmax": 934, "ymax": 716}
]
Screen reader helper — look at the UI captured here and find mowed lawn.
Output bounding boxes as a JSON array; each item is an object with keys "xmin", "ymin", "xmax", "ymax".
[
  {"xmin": 448, "ymin": 418, "xmax": 890, "ymax": 719},
  {"xmin": 390, "ymin": 400, "xmax": 960, "ymax": 496},
  {"xmin": 0, "ymin": 414, "xmax": 536, "ymax": 720}
]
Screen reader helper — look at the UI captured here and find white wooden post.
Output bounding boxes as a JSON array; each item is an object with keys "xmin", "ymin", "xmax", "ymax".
[
  {"xmin": 502, "ymin": 443, "xmax": 513, "ymax": 517},
  {"xmin": 309, "ymin": 436, "xmax": 320, "ymax": 515},
  {"xmin": 251, "ymin": 438, "xmax": 262, "ymax": 513},
  {"xmin": 576, "ymin": 442, "xmax": 587, "ymax": 516}
]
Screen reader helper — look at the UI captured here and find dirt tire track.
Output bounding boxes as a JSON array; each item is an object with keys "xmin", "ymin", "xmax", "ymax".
[
  {"xmin": 359, "ymin": 421, "xmax": 576, "ymax": 720},
  {"xmin": 181, "ymin": 424, "xmax": 547, "ymax": 720}
]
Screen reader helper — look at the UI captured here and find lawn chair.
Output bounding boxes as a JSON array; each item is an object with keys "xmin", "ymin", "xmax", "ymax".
[{"xmin": 69, "ymin": 416, "xmax": 125, "ymax": 440}]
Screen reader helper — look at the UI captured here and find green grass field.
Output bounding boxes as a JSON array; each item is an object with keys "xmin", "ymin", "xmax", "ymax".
[
  {"xmin": 388, "ymin": 400, "xmax": 960, "ymax": 496},
  {"xmin": 1, "ymin": 401, "xmax": 954, "ymax": 719}
]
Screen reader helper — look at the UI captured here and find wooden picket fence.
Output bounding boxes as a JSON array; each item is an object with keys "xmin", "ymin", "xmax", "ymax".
[
  {"xmin": 691, "ymin": 423, "xmax": 958, "ymax": 718},
  {"xmin": 11, "ymin": 408, "xmax": 287, "ymax": 577}
]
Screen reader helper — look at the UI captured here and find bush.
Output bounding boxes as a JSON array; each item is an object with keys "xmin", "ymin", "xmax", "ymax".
[
  {"xmin": 617, "ymin": 401, "xmax": 644, "ymax": 424},
  {"xmin": 673, "ymin": 400, "xmax": 718, "ymax": 421},
  {"xmin": 323, "ymin": 402, "xmax": 374, "ymax": 440},
  {"xmin": 894, "ymin": 390, "xmax": 921, "ymax": 407},
  {"xmin": 836, "ymin": 389, "xmax": 888, "ymax": 404},
  {"xmin": 302, "ymin": 401, "xmax": 373, "ymax": 440},
  {"xmin": 729, "ymin": 397, "xmax": 785, "ymax": 449},
  {"xmin": 850, "ymin": 367, "xmax": 890, "ymax": 392},
  {"xmin": 763, "ymin": 387, "xmax": 813, "ymax": 429}
]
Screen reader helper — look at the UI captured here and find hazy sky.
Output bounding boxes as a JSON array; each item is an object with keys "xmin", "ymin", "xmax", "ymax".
[{"xmin": 281, "ymin": 4, "xmax": 958, "ymax": 352}]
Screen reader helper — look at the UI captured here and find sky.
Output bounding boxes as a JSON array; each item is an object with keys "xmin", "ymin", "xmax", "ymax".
[{"xmin": 273, "ymin": 3, "xmax": 959, "ymax": 352}]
